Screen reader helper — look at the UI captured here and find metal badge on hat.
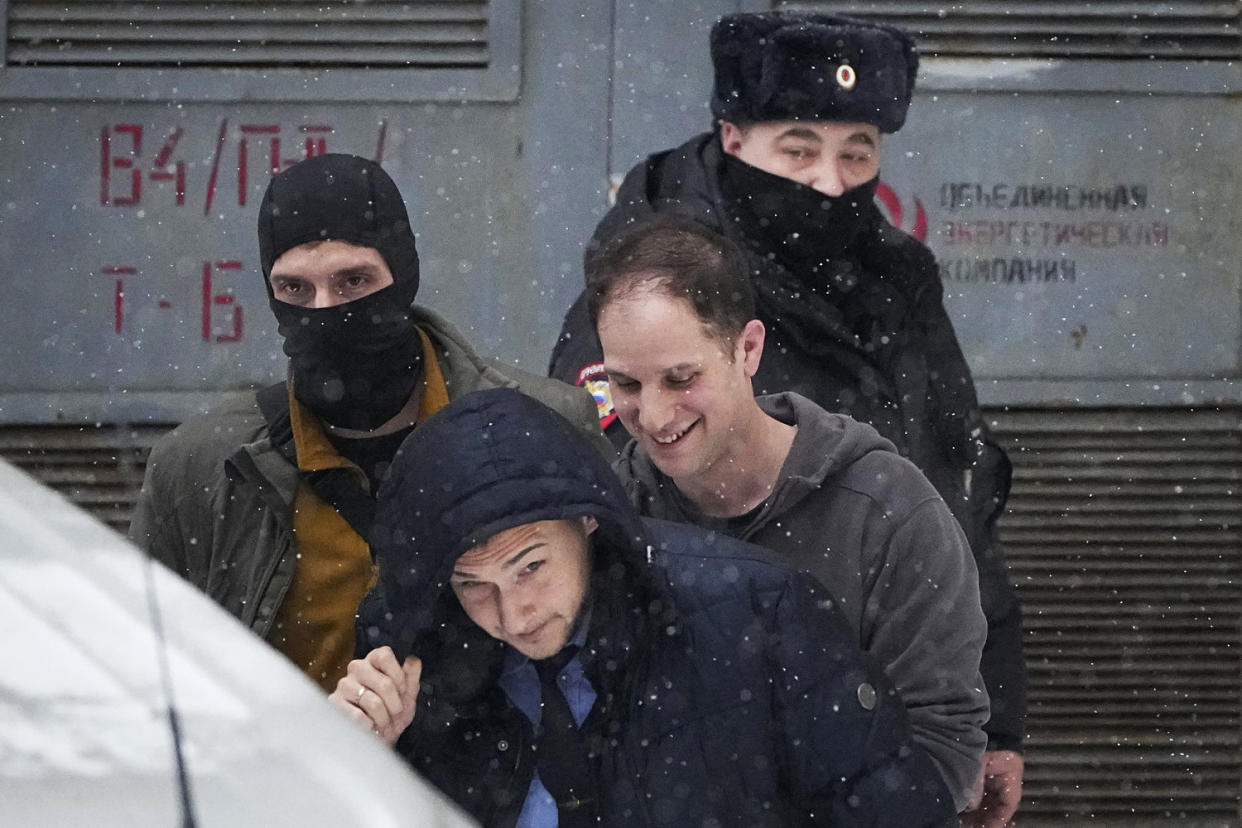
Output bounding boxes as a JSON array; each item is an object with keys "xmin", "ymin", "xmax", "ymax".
[{"xmin": 835, "ymin": 63, "xmax": 857, "ymax": 90}]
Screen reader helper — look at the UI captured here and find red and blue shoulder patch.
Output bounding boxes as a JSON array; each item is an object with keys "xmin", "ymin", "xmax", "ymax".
[{"xmin": 575, "ymin": 362, "xmax": 617, "ymax": 430}]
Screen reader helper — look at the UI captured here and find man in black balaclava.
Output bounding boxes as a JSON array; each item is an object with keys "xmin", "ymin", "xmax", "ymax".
[
  {"xmin": 547, "ymin": 12, "xmax": 1026, "ymax": 828},
  {"xmin": 131, "ymin": 153, "xmax": 607, "ymax": 694},
  {"xmin": 258, "ymin": 151, "xmax": 424, "ymax": 434}
]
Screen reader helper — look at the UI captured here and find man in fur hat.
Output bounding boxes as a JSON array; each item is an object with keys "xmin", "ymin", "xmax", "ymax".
[
  {"xmin": 548, "ymin": 12, "xmax": 1025, "ymax": 827},
  {"xmin": 131, "ymin": 153, "xmax": 607, "ymax": 693}
]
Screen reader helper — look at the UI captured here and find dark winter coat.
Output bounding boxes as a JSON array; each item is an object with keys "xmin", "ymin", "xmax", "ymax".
[
  {"xmin": 616, "ymin": 392, "xmax": 988, "ymax": 808},
  {"xmin": 360, "ymin": 388, "xmax": 955, "ymax": 828},
  {"xmin": 548, "ymin": 131, "xmax": 1026, "ymax": 751}
]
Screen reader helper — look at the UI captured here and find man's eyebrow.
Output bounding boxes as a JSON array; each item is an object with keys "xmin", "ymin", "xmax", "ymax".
[
  {"xmin": 336, "ymin": 264, "xmax": 382, "ymax": 277},
  {"xmin": 603, "ymin": 366, "xmax": 634, "ymax": 381},
  {"xmin": 268, "ymin": 263, "xmax": 379, "ymax": 281},
  {"xmin": 503, "ymin": 544, "xmax": 543, "ymax": 568},
  {"xmin": 845, "ymin": 131, "xmax": 877, "ymax": 148},
  {"xmin": 451, "ymin": 543, "xmax": 544, "ymax": 579},
  {"xmin": 606, "ymin": 362, "xmax": 697, "ymax": 380},
  {"xmin": 776, "ymin": 127, "xmax": 823, "ymax": 142}
]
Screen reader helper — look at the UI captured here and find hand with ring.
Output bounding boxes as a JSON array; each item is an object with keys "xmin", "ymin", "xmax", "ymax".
[{"xmin": 328, "ymin": 645, "xmax": 422, "ymax": 745}]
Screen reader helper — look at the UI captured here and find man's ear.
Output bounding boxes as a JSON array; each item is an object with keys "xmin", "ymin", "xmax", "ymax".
[
  {"xmin": 581, "ymin": 515, "xmax": 599, "ymax": 536},
  {"xmin": 719, "ymin": 121, "xmax": 745, "ymax": 157},
  {"xmin": 738, "ymin": 319, "xmax": 766, "ymax": 377}
]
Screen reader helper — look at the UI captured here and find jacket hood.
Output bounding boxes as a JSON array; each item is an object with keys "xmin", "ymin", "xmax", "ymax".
[
  {"xmin": 618, "ymin": 391, "xmax": 896, "ymax": 515},
  {"xmin": 761, "ymin": 392, "xmax": 897, "ymax": 483},
  {"xmin": 372, "ymin": 388, "xmax": 649, "ymax": 676}
]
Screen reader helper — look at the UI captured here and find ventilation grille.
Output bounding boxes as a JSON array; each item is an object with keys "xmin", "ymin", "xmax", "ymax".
[
  {"xmin": 988, "ymin": 406, "xmax": 1242, "ymax": 825},
  {"xmin": 6, "ymin": 0, "xmax": 490, "ymax": 68},
  {"xmin": 775, "ymin": 1, "xmax": 1242, "ymax": 59},
  {"xmin": 0, "ymin": 424, "xmax": 173, "ymax": 534}
]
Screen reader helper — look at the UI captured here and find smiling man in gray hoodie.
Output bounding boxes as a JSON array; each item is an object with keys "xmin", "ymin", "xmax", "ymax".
[{"xmin": 588, "ymin": 215, "xmax": 990, "ymax": 816}]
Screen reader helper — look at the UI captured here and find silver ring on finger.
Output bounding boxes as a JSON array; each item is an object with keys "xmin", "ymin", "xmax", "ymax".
[{"xmin": 356, "ymin": 686, "xmax": 367, "ymax": 703}]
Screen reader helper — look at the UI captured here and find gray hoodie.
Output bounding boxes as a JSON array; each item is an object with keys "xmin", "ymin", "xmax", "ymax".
[{"xmin": 614, "ymin": 391, "xmax": 989, "ymax": 811}]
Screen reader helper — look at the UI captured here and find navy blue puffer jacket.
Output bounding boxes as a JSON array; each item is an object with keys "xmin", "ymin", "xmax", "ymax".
[{"xmin": 362, "ymin": 388, "xmax": 954, "ymax": 827}]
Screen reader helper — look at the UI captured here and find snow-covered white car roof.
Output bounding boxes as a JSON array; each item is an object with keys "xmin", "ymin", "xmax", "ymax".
[{"xmin": 0, "ymin": 458, "xmax": 475, "ymax": 827}]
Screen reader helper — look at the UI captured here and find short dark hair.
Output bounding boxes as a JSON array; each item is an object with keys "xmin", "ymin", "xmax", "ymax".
[{"xmin": 586, "ymin": 215, "xmax": 756, "ymax": 354}]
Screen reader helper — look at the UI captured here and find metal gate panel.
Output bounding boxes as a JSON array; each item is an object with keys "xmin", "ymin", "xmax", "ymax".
[
  {"xmin": 0, "ymin": 424, "xmax": 172, "ymax": 533},
  {"xmin": 7, "ymin": 0, "xmax": 490, "ymax": 67},
  {"xmin": 777, "ymin": 0, "xmax": 1242, "ymax": 59},
  {"xmin": 988, "ymin": 406, "xmax": 1242, "ymax": 825},
  {"xmin": 0, "ymin": 0, "xmax": 521, "ymax": 101}
]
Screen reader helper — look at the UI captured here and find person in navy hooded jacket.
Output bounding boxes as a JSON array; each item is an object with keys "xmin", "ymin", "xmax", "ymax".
[{"xmin": 329, "ymin": 387, "xmax": 953, "ymax": 827}]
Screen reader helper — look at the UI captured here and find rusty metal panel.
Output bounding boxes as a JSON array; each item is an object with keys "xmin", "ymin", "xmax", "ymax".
[
  {"xmin": 779, "ymin": 0, "xmax": 1242, "ymax": 59},
  {"xmin": 990, "ymin": 406, "xmax": 1242, "ymax": 825}
]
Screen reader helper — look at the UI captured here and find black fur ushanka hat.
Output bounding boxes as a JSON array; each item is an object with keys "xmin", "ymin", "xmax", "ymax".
[{"xmin": 709, "ymin": 11, "xmax": 918, "ymax": 133}]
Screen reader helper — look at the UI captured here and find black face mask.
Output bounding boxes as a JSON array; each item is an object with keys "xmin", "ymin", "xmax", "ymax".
[
  {"xmin": 258, "ymin": 154, "xmax": 424, "ymax": 431},
  {"xmin": 271, "ymin": 282, "xmax": 421, "ymax": 430},
  {"xmin": 720, "ymin": 151, "xmax": 879, "ymax": 275}
]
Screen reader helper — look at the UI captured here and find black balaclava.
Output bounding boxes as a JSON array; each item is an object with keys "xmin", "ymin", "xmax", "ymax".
[
  {"xmin": 720, "ymin": 150, "xmax": 878, "ymax": 279},
  {"xmin": 258, "ymin": 154, "xmax": 422, "ymax": 430}
]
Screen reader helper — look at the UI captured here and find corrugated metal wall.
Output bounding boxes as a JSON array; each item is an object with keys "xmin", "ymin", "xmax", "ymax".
[
  {"xmin": 0, "ymin": 423, "xmax": 170, "ymax": 534},
  {"xmin": 989, "ymin": 406, "xmax": 1242, "ymax": 826},
  {"xmin": 7, "ymin": 0, "xmax": 493, "ymax": 68},
  {"xmin": 780, "ymin": 0, "xmax": 1242, "ymax": 58}
]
